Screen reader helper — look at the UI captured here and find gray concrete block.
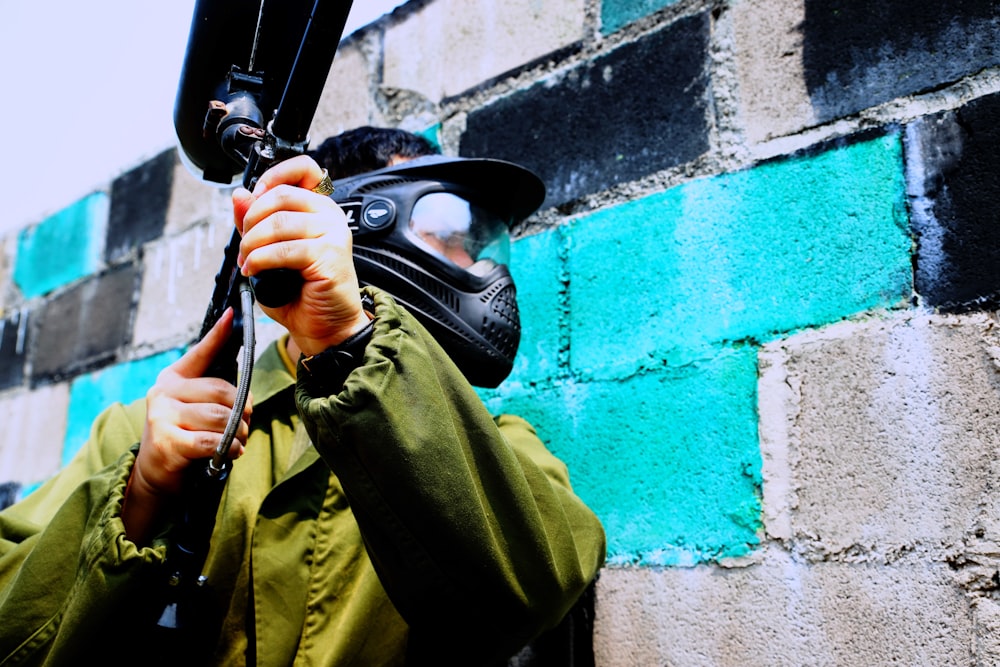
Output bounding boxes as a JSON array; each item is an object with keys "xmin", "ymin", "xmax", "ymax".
[
  {"xmin": 311, "ymin": 37, "xmax": 386, "ymax": 145},
  {"xmin": 594, "ymin": 555, "xmax": 973, "ymax": 666},
  {"xmin": 760, "ymin": 311, "xmax": 1000, "ymax": 559},
  {"xmin": 731, "ymin": 0, "xmax": 817, "ymax": 144},
  {"xmin": 383, "ymin": 0, "xmax": 586, "ymax": 100},
  {"xmin": 0, "ymin": 383, "xmax": 69, "ymax": 485},
  {"xmin": 164, "ymin": 152, "xmax": 234, "ymax": 237},
  {"xmin": 134, "ymin": 217, "xmax": 234, "ymax": 351}
]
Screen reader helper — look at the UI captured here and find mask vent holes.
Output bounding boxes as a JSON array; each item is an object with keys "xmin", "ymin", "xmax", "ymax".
[{"xmin": 482, "ymin": 284, "xmax": 520, "ymax": 356}]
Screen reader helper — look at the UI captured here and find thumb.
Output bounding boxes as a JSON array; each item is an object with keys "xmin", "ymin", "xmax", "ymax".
[{"xmin": 174, "ymin": 307, "xmax": 235, "ymax": 379}]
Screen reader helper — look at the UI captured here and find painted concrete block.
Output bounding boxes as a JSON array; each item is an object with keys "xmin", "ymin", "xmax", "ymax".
[
  {"xmin": 13, "ymin": 192, "xmax": 108, "ymax": 299},
  {"xmin": 31, "ymin": 263, "xmax": 139, "ymax": 383},
  {"xmin": 601, "ymin": 0, "xmax": 680, "ymax": 35},
  {"xmin": 106, "ymin": 150, "xmax": 173, "ymax": 264},
  {"xmin": 797, "ymin": 0, "xmax": 1000, "ymax": 123},
  {"xmin": 760, "ymin": 311, "xmax": 1000, "ymax": 557},
  {"xmin": 462, "ymin": 13, "xmax": 711, "ymax": 210},
  {"xmin": 383, "ymin": 0, "xmax": 586, "ymax": 101},
  {"xmin": 905, "ymin": 92, "xmax": 1000, "ymax": 312},
  {"xmin": 484, "ymin": 346, "xmax": 762, "ymax": 566},
  {"xmin": 0, "ymin": 309, "xmax": 28, "ymax": 391},
  {"xmin": 0, "ymin": 383, "xmax": 69, "ymax": 486},
  {"xmin": 134, "ymin": 217, "xmax": 234, "ymax": 350},
  {"xmin": 594, "ymin": 556, "xmax": 973, "ymax": 666},
  {"xmin": 506, "ymin": 228, "xmax": 565, "ymax": 385},
  {"xmin": 0, "ymin": 483, "xmax": 17, "ymax": 511},
  {"xmin": 62, "ymin": 349, "xmax": 182, "ymax": 465},
  {"xmin": 566, "ymin": 132, "xmax": 911, "ymax": 381}
]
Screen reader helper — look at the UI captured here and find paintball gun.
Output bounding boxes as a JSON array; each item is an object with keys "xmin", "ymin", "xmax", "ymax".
[{"xmin": 153, "ymin": 0, "xmax": 354, "ymax": 651}]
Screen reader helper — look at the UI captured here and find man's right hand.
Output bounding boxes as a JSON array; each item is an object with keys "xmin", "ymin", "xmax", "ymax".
[{"xmin": 121, "ymin": 308, "xmax": 252, "ymax": 544}]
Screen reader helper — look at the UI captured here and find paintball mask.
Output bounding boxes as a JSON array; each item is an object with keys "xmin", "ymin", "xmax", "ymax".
[{"xmin": 328, "ymin": 155, "xmax": 545, "ymax": 388}]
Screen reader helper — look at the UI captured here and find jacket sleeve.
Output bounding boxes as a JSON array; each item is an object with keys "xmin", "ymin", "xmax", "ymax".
[
  {"xmin": 0, "ymin": 401, "xmax": 166, "ymax": 663},
  {"xmin": 295, "ymin": 288, "xmax": 606, "ymax": 663}
]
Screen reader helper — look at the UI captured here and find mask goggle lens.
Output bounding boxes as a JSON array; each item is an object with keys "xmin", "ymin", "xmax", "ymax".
[{"xmin": 407, "ymin": 192, "xmax": 511, "ymax": 270}]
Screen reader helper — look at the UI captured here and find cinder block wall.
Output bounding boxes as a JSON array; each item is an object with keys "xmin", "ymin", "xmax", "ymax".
[{"xmin": 4, "ymin": 0, "xmax": 1000, "ymax": 663}]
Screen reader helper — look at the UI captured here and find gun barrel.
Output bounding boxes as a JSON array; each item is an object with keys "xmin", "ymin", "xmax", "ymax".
[{"xmin": 271, "ymin": 0, "xmax": 355, "ymax": 143}]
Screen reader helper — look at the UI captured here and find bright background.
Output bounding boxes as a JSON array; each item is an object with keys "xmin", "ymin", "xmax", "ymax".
[{"xmin": 0, "ymin": 0, "xmax": 407, "ymax": 235}]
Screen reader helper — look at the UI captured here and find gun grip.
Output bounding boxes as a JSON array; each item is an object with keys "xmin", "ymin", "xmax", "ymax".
[{"xmin": 250, "ymin": 269, "xmax": 304, "ymax": 308}]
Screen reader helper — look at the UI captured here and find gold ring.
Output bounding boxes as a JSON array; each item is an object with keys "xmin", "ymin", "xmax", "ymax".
[{"xmin": 311, "ymin": 169, "xmax": 334, "ymax": 196}]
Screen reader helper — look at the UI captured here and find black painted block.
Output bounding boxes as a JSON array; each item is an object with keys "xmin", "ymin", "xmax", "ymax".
[
  {"xmin": 461, "ymin": 12, "xmax": 711, "ymax": 210},
  {"xmin": 106, "ymin": 149, "xmax": 175, "ymax": 263},
  {"xmin": 0, "ymin": 482, "xmax": 19, "ymax": 511},
  {"xmin": 802, "ymin": 0, "xmax": 1000, "ymax": 122},
  {"xmin": 907, "ymin": 91, "xmax": 1000, "ymax": 312},
  {"xmin": 30, "ymin": 262, "xmax": 139, "ymax": 383},
  {"xmin": 0, "ymin": 310, "xmax": 28, "ymax": 390}
]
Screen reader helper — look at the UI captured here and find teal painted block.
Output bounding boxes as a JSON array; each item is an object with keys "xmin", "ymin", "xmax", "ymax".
[
  {"xmin": 63, "ymin": 349, "xmax": 183, "ymax": 466},
  {"xmin": 484, "ymin": 346, "xmax": 762, "ymax": 566},
  {"xmin": 417, "ymin": 123, "xmax": 442, "ymax": 151},
  {"xmin": 17, "ymin": 481, "xmax": 42, "ymax": 501},
  {"xmin": 602, "ymin": 0, "xmax": 680, "ymax": 34},
  {"xmin": 506, "ymin": 229, "xmax": 566, "ymax": 385},
  {"xmin": 14, "ymin": 192, "xmax": 109, "ymax": 298},
  {"xmin": 568, "ymin": 133, "xmax": 911, "ymax": 379}
]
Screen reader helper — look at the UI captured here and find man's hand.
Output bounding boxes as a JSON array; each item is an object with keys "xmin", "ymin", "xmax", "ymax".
[
  {"xmin": 122, "ymin": 308, "xmax": 251, "ymax": 544},
  {"xmin": 233, "ymin": 155, "xmax": 370, "ymax": 357}
]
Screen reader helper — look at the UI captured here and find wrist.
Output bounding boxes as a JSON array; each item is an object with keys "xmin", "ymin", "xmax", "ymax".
[
  {"xmin": 122, "ymin": 461, "xmax": 168, "ymax": 545},
  {"xmin": 298, "ymin": 313, "xmax": 376, "ymax": 394},
  {"xmin": 295, "ymin": 310, "xmax": 373, "ymax": 357}
]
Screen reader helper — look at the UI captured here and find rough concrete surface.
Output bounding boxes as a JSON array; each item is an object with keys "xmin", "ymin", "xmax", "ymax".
[
  {"xmin": 594, "ymin": 556, "xmax": 973, "ymax": 666},
  {"xmin": 761, "ymin": 311, "xmax": 1000, "ymax": 561},
  {"xmin": 731, "ymin": 0, "xmax": 817, "ymax": 145},
  {"xmin": 133, "ymin": 216, "xmax": 233, "ymax": 352},
  {"xmin": 383, "ymin": 0, "xmax": 587, "ymax": 100},
  {"xmin": 0, "ymin": 383, "xmax": 69, "ymax": 485}
]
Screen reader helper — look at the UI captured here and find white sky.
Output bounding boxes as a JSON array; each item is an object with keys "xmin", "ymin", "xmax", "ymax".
[{"xmin": 0, "ymin": 0, "xmax": 408, "ymax": 235}]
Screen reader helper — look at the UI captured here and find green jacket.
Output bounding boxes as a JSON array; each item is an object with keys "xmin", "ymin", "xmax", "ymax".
[{"xmin": 0, "ymin": 289, "xmax": 605, "ymax": 666}]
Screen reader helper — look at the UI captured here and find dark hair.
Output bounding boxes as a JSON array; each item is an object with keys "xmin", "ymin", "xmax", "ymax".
[{"xmin": 309, "ymin": 126, "xmax": 439, "ymax": 179}]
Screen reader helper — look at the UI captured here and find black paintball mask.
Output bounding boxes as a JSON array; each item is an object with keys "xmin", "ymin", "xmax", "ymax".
[{"xmin": 328, "ymin": 155, "xmax": 545, "ymax": 388}]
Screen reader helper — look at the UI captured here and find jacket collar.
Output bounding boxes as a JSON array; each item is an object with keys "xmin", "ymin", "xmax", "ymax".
[{"xmin": 250, "ymin": 339, "xmax": 297, "ymax": 407}]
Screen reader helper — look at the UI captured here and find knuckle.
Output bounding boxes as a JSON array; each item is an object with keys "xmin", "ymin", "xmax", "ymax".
[
  {"xmin": 269, "ymin": 211, "xmax": 289, "ymax": 238},
  {"xmin": 270, "ymin": 185, "xmax": 297, "ymax": 208},
  {"xmin": 194, "ymin": 432, "xmax": 222, "ymax": 454},
  {"xmin": 210, "ymin": 403, "xmax": 232, "ymax": 425},
  {"xmin": 276, "ymin": 241, "xmax": 295, "ymax": 261}
]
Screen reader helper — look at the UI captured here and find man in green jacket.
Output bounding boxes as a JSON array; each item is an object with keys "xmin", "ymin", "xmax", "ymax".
[{"xmin": 0, "ymin": 127, "xmax": 606, "ymax": 665}]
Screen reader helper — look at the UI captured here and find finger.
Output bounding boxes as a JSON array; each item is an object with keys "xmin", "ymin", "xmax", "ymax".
[
  {"xmin": 242, "ymin": 237, "xmax": 345, "ymax": 278},
  {"xmin": 172, "ymin": 399, "xmax": 238, "ymax": 434},
  {"xmin": 178, "ymin": 418, "xmax": 250, "ymax": 460},
  {"xmin": 157, "ymin": 426, "xmax": 235, "ymax": 463},
  {"xmin": 232, "ymin": 187, "xmax": 256, "ymax": 237},
  {"xmin": 146, "ymin": 407, "xmax": 249, "ymax": 466},
  {"xmin": 171, "ymin": 308, "xmax": 235, "ymax": 379},
  {"xmin": 151, "ymin": 375, "xmax": 239, "ymax": 410},
  {"xmin": 241, "ymin": 197, "xmax": 339, "ymax": 250},
  {"xmin": 170, "ymin": 388, "xmax": 251, "ymax": 431},
  {"xmin": 251, "ymin": 155, "xmax": 326, "ymax": 197}
]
